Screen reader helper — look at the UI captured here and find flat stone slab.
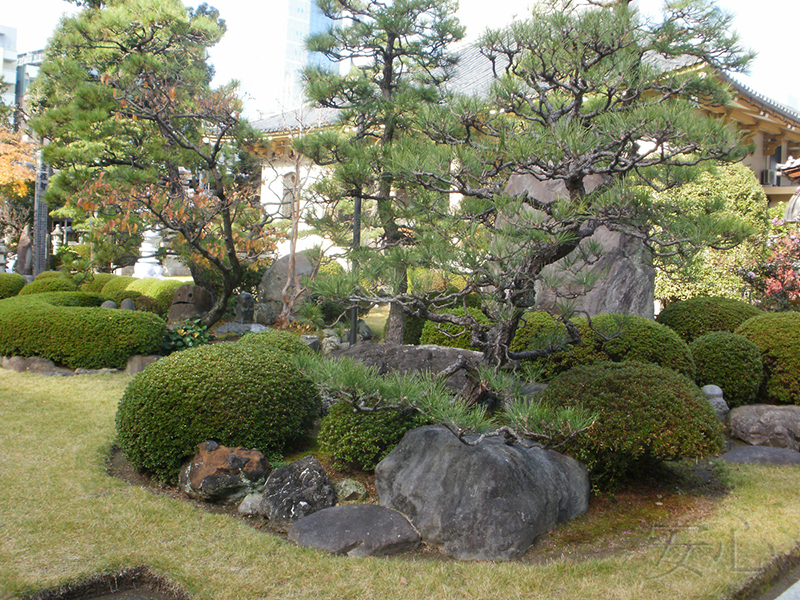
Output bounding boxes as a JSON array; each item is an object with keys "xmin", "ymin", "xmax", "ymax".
[
  {"xmin": 721, "ymin": 445, "xmax": 800, "ymax": 465},
  {"xmin": 288, "ymin": 504, "xmax": 420, "ymax": 557}
]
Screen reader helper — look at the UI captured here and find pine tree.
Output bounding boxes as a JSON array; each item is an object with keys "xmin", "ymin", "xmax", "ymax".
[
  {"xmin": 334, "ymin": 0, "xmax": 756, "ymax": 376},
  {"xmin": 296, "ymin": 0, "xmax": 465, "ymax": 342}
]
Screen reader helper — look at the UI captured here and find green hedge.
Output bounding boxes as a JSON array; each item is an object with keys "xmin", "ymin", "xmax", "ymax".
[
  {"xmin": 0, "ymin": 292, "xmax": 166, "ymax": 369},
  {"xmin": 511, "ymin": 313, "xmax": 695, "ymax": 380},
  {"xmin": 100, "ymin": 276, "xmax": 137, "ymax": 294},
  {"xmin": 19, "ymin": 276, "xmax": 78, "ymax": 296},
  {"xmin": 0, "ymin": 273, "xmax": 26, "ymax": 299},
  {"xmin": 656, "ymin": 297, "xmax": 763, "ymax": 343},
  {"xmin": 690, "ymin": 332, "xmax": 763, "ymax": 408},
  {"xmin": 115, "ymin": 343, "xmax": 320, "ymax": 482},
  {"xmin": 541, "ymin": 361, "xmax": 724, "ymax": 489},
  {"xmin": 735, "ymin": 312, "xmax": 800, "ymax": 404},
  {"xmin": 78, "ymin": 273, "xmax": 120, "ymax": 293}
]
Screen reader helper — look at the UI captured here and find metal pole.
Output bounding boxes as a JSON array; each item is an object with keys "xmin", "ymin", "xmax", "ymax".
[{"xmin": 348, "ymin": 193, "xmax": 362, "ymax": 345}]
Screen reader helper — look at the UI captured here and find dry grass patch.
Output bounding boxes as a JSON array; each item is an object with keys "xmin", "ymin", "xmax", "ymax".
[{"xmin": 2, "ymin": 369, "xmax": 800, "ymax": 600}]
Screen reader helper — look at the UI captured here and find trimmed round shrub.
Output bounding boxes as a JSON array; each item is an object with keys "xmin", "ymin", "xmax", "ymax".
[
  {"xmin": 0, "ymin": 292, "xmax": 165, "ymax": 369},
  {"xmin": 656, "ymin": 297, "xmax": 763, "ymax": 343},
  {"xmin": 419, "ymin": 306, "xmax": 491, "ymax": 350},
  {"xmin": 319, "ymin": 400, "xmax": 426, "ymax": 472},
  {"xmin": 100, "ymin": 276, "xmax": 137, "ymax": 294},
  {"xmin": 541, "ymin": 362, "xmax": 724, "ymax": 489},
  {"xmin": 19, "ymin": 276, "xmax": 78, "ymax": 295},
  {"xmin": 0, "ymin": 273, "xmax": 26, "ymax": 299},
  {"xmin": 34, "ymin": 270, "xmax": 67, "ymax": 281},
  {"xmin": 126, "ymin": 278, "xmax": 184, "ymax": 313},
  {"xmin": 690, "ymin": 332, "xmax": 763, "ymax": 408},
  {"xmin": 79, "ymin": 273, "xmax": 119, "ymax": 293},
  {"xmin": 115, "ymin": 343, "xmax": 320, "ymax": 482},
  {"xmin": 238, "ymin": 329, "xmax": 313, "ymax": 356},
  {"xmin": 735, "ymin": 312, "xmax": 800, "ymax": 404},
  {"xmin": 512, "ymin": 313, "xmax": 695, "ymax": 380}
]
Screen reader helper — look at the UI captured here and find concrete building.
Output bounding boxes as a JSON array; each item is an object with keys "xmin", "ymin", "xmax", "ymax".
[
  {"xmin": 0, "ymin": 26, "xmax": 18, "ymax": 114},
  {"xmin": 14, "ymin": 49, "xmax": 44, "ymax": 129}
]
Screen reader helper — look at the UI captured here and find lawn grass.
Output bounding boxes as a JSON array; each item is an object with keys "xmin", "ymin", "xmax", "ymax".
[{"xmin": 2, "ymin": 368, "xmax": 800, "ymax": 600}]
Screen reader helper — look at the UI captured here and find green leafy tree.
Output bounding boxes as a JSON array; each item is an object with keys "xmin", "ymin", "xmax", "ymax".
[
  {"xmin": 29, "ymin": 0, "xmax": 277, "ymax": 324},
  {"xmin": 337, "ymin": 0, "xmax": 756, "ymax": 378},
  {"xmin": 654, "ymin": 162, "xmax": 769, "ymax": 303},
  {"xmin": 296, "ymin": 0, "xmax": 465, "ymax": 343}
]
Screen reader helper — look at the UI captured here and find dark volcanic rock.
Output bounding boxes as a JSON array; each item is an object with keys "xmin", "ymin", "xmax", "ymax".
[
  {"xmin": 258, "ymin": 456, "xmax": 337, "ymax": 524},
  {"xmin": 288, "ymin": 504, "xmax": 420, "ymax": 557}
]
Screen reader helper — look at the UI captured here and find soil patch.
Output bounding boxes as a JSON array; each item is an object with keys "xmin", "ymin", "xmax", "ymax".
[{"xmin": 23, "ymin": 566, "xmax": 191, "ymax": 600}]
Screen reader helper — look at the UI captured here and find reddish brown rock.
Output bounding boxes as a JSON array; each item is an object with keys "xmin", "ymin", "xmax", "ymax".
[{"xmin": 179, "ymin": 441, "xmax": 270, "ymax": 503}]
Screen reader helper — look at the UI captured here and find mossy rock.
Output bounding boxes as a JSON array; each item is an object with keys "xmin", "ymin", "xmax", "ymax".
[
  {"xmin": 735, "ymin": 312, "xmax": 800, "ymax": 404},
  {"xmin": 690, "ymin": 331, "xmax": 763, "ymax": 408},
  {"xmin": 541, "ymin": 361, "xmax": 724, "ymax": 489},
  {"xmin": 115, "ymin": 343, "xmax": 320, "ymax": 482},
  {"xmin": 656, "ymin": 296, "xmax": 763, "ymax": 343}
]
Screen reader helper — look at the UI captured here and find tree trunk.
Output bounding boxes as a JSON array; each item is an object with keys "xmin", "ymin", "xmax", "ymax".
[{"xmin": 384, "ymin": 268, "xmax": 408, "ymax": 343}]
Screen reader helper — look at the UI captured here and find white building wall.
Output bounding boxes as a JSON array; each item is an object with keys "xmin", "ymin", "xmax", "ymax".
[{"xmin": 0, "ymin": 26, "xmax": 18, "ymax": 112}]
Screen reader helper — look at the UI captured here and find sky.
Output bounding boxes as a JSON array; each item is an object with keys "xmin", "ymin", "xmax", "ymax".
[{"xmin": 3, "ymin": 0, "xmax": 799, "ymax": 118}]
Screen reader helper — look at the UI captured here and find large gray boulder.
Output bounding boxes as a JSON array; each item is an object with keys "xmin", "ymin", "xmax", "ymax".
[
  {"xmin": 255, "ymin": 252, "xmax": 315, "ymax": 325},
  {"xmin": 375, "ymin": 425, "xmax": 590, "ymax": 560},
  {"xmin": 729, "ymin": 405, "xmax": 800, "ymax": 451},
  {"xmin": 258, "ymin": 456, "xmax": 337, "ymax": 525},
  {"xmin": 504, "ymin": 173, "xmax": 655, "ymax": 319},
  {"xmin": 333, "ymin": 342, "xmax": 483, "ymax": 393},
  {"xmin": 721, "ymin": 445, "xmax": 800, "ymax": 465},
  {"xmin": 288, "ymin": 505, "xmax": 421, "ymax": 557}
]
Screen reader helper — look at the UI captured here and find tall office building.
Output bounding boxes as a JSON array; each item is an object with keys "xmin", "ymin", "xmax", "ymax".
[{"xmin": 282, "ymin": 0, "xmax": 336, "ymax": 110}]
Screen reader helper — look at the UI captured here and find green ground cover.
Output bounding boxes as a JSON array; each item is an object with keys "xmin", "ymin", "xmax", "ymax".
[{"xmin": 1, "ymin": 369, "xmax": 800, "ymax": 600}]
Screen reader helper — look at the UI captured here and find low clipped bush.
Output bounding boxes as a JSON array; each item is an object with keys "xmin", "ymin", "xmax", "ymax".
[
  {"xmin": 19, "ymin": 275, "xmax": 78, "ymax": 295},
  {"xmin": 103, "ymin": 290, "xmax": 163, "ymax": 314},
  {"xmin": 115, "ymin": 343, "xmax": 320, "ymax": 482},
  {"xmin": 690, "ymin": 332, "xmax": 763, "ymax": 408},
  {"xmin": 0, "ymin": 273, "xmax": 26, "ymax": 299},
  {"xmin": 79, "ymin": 273, "xmax": 119, "ymax": 293},
  {"xmin": 735, "ymin": 312, "xmax": 800, "ymax": 404},
  {"xmin": 541, "ymin": 361, "xmax": 724, "ymax": 489},
  {"xmin": 511, "ymin": 313, "xmax": 695, "ymax": 380},
  {"xmin": 127, "ymin": 278, "xmax": 184, "ymax": 313},
  {"xmin": 656, "ymin": 297, "xmax": 763, "ymax": 343},
  {"xmin": 238, "ymin": 329, "xmax": 313, "ymax": 356},
  {"xmin": 34, "ymin": 270, "xmax": 66, "ymax": 280},
  {"xmin": 419, "ymin": 306, "xmax": 491, "ymax": 350},
  {"xmin": 319, "ymin": 400, "xmax": 425, "ymax": 472},
  {"xmin": 0, "ymin": 292, "xmax": 166, "ymax": 369},
  {"xmin": 100, "ymin": 276, "xmax": 137, "ymax": 294}
]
